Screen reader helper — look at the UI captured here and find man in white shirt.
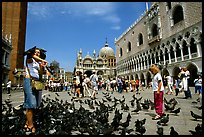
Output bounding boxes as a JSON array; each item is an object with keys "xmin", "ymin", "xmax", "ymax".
[
  {"xmin": 90, "ymin": 71, "xmax": 98, "ymax": 99},
  {"xmin": 166, "ymin": 75, "xmax": 173, "ymax": 95}
]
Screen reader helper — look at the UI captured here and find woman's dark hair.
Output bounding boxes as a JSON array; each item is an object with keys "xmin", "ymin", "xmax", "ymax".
[
  {"xmin": 39, "ymin": 49, "xmax": 46, "ymax": 59},
  {"xmin": 24, "ymin": 46, "xmax": 47, "ymax": 59}
]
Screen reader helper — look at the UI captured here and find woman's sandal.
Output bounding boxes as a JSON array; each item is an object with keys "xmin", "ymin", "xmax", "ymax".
[
  {"xmin": 23, "ymin": 124, "xmax": 29, "ymax": 132},
  {"xmin": 152, "ymin": 115, "xmax": 161, "ymax": 120},
  {"xmin": 24, "ymin": 124, "xmax": 36, "ymax": 133},
  {"xmin": 28, "ymin": 126, "xmax": 36, "ymax": 134}
]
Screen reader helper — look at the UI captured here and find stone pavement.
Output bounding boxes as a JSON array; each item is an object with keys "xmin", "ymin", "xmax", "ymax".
[{"xmin": 2, "ymin": 87, "xmax": 202, "ymax": 135}]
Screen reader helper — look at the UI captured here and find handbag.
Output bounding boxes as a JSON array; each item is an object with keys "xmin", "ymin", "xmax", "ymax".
[{"xmin": 31, "ymin": 79, "xmax": 44, "ymax": 91}]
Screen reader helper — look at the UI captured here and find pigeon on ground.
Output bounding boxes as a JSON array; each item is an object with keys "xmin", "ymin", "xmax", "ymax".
[
  {"xmin": 130, "ymin": 99, "xmax": 135, "ymax": 107},
  {"xmin": 190, "ymin": 111, "xmax": 202, "ymax": 120},
  {"xmin": 141, "ymin": 99, "xmax": 150, "ymax": 110},
  {"xmin": 170, "ymin": 107, "xmax": 181, "ymax": 115},
  {"xmin": 157, "ymin": 114, "xmax": 169, "ymax": 126},
  {"xmin": 55, "ymin": 92, "xmax": 59, "ymax": 96},
  {"xmin": 156, "ymin": 125, "xmax": 163, "ymax": 135},
  {"xmin": 131, "ymin": 107, "xmax": 140, "ymax": 114},
  {"xmin": 120, "ymin": 128, "xmax": 134, "ymax": 135},
  {"xmin": 170, "ymin": 126, "xmax": 179, "ymax": 135},
  {"xmin": 135, "ymin": 118, "xmax": 146, "ymax": 135},
  {"xmin": 189, "ymin": 123, "xmax": 202, "ymax": 135}
]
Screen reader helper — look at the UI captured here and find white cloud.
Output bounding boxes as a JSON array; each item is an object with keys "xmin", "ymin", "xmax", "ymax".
[
  {"xmin": 28, "ymin": 2, "xmax": 51, "ymax": 18},
  {"xmin": 111, "ymin": 26, "xmax": 121, "ymax": 30},
  {"xmin": 62, "ymin": 2, "xmax": 115, "ymax": 16},
  {"xmin": 103, "ymin": 14, "xmax": 121, "ymax": 24},
  {"xmin": 28, "ymin": 2, "xmax": 121, "ymax": 25}
]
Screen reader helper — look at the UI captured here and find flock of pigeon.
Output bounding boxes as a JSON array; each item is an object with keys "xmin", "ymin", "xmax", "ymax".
[{"xmin": 2, "ymin": 91, "xmax": 202, "ymax": 135}]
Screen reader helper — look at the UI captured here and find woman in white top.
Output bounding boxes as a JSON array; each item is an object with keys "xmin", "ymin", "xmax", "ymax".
[
  {"xmin": 149, "ymin": 64, "xmax": 165, "ymax": 120},
  {"xmin": 82, "ymin": 74, "xmax": 91, "ymax": 97},
  {"xmin": 73, "ymin": 71, "xmax": 81, "ymax": 97},
  {"xmin": 178, "ymin": 67, "xmax": 192, "ymax": 99},
  {"xmin": 23, "ymin": 46, "xmax": 50, "ymax": 134}
]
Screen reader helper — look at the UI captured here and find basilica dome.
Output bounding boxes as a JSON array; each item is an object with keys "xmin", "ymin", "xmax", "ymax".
[
  {"xmin": 99, "ymin": 42, "xmax": 115, "ymax": 58},
  {"xmin": 84, "ymin": 53, "xmax": 92, "ymax": 59}
]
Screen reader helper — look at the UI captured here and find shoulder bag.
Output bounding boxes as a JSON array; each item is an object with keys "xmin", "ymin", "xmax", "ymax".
[{"xmin": 26, "ymin": 65, "xmax": 44, "ymax": 91}]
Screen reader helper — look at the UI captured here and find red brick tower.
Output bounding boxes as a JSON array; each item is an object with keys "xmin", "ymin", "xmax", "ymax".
[{"xmin": 2, "ymin": 2, "xmax": 27, "ymax": 85}]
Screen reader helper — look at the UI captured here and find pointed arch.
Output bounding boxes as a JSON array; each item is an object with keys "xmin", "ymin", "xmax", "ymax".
[
  {"xmin": 138, "ymin": 33, "xmax": 143, "ymax": 45},
  {"xmin": 182, "ymin": 40, "xmax": 188, "ymax": 56},
  {"xmin": 128, "ymin": 41, "xmax": 131, "ymax": 52},
  {"xmin": 172, "ymin": 5, "xmax": 184, "ymax": 25},
  {"xmin": 120, "ymin": 47, "xmax": 123, "ymax": 57},
  {"xmin": 152, "ymin": 23, "xmax": 158, "ymax": 37},
  {"xmin": 190, "ymin": 37, "xmax": 197, "ymax": 54}
]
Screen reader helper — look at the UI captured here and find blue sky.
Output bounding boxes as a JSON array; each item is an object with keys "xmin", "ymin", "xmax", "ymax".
[{"xmin": 25, "ymin": 2, "xmax": 150, "ymax": 72}]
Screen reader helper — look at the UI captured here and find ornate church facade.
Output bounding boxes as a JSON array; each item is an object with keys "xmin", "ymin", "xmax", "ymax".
[
  {"xmin": 115, "ymin": 2, "xmax": 202, "ymax": 86},
  {"xmin": 74, "ymin": 41, "xmax": 116, "ymax": 80}
]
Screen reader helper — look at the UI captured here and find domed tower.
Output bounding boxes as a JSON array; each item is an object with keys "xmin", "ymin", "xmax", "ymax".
[
  {"xmin": 99, "ymin": 39, "xmax": 115, "ymax": 58},
  {"xmin": 99, "ymin": 39, "xmax": 116, "ymax": 68},
  {"xmin": 74, "ymin": 38, "xmax": 116, "ymax": 80},
  {"xmin": 97, "ymin": 39, "xmax": 116, "ymax": 79},
  {"xmin": 75, "ymin": 48, "xmax": 83, "ymax": 73}
]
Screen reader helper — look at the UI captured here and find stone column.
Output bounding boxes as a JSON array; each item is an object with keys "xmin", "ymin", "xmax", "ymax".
[
  {"xmin": 140, "ymin": 57, "xmax": 143, "ymax": 70},
  {"xmin": 173, "ymin": 45, "xmax": 177, "ymax": 62},
  {"xmin": 158, "ymin": 52, "xmax": 161, "ymax": 63},
  {"xmin": 147, "ymin": 54, "xmax": 150, "ymax": 68},
  {"xmin": 187, "ymin": 43, "xmax": 192, "ymax": 59},
  {"xmin": 144, "ymin": 56, "xmax": 146, "ymax": 70},
  {"xmin": 163, "ymin": 52, "xmax": 166, "ymax": 65},
  {"xmin": 134, "ymin": 59, "xmax": 136, "ymax": 72},
  {"xmin": 132, "ymin": 60, "xmax": 134, "ymax": 72},
  {"xmin": 179, "ymin": 45, "xmax": 184, "ymax": 61},
  {"xmin": 153, "ymin": 53, "xmax": 156, "ymax": 64},
  {"xmin": 136, "ymin": 59, "xmax": 138, "ymax": 72},
  {"xmin": 168, "ymin": 49, "xmax": 171, "ymax": 64},
  {"xmin": 195, "ymin": 40, "xmax": 202, "ymax": 57}
]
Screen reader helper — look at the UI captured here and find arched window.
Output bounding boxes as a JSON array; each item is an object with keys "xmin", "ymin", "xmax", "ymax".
[
  {"xmin": 183, "ymin": 40, "xmax": 188, "ymax": 56},
  {"xmin": 145, "ymin": 56, "xmax": 148, "ymax": 67},
  {"xmin": 151, "ymin": 53, "xmax": 155, "ymax": 64},
  {"xmin": 138, "ymin": 33, "xmax": 143, "ymax": 45},
  {"xmin": 170, "ymin": 46, "xmax": 175, "ymax": 59},
  {"xmin": 165, "ymin": 48, "xmax": 169, "ymax": 60},
  {"xmin": 120, "ymin": 48, "xmax": 123, "ymax": 57},
  {"xmin": 156, "ymin": 52, "xmax": 159, "ymax": 63},
  {"xmin": 148, "ymin": 55, "xmax": 151, "ymax": 66},
  {"xmin": 176, "ymin": 43, "xmax": 181, "ymax": 57},
  {"xmin": 128, "ymin": 41, "xmax": 131, "ymax": 52},
  {"xmin": 152, "ymin": 24, "xmax": 158, "ymax": 37},
  {"xmin": 173, "ymin": 5, "xmax": 184, "ymax": 25},
  {"xmin": 160, "ymin": 50, "xmax": 163, "ymax": 61},
  {"xmin": 190, "ymin": 38, "xmax": 197, "ymax": 54}
]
